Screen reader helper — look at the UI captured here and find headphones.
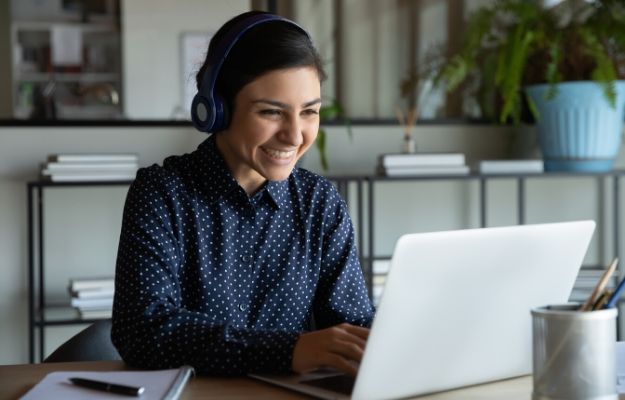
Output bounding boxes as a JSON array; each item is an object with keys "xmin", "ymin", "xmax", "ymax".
[{"xmin": 191, "ymin": 13, "xmax": 310, "ymax": 133}]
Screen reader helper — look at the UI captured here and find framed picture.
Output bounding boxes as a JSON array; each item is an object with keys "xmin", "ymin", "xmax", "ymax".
[{"xmin": 180, "ymin": 32, "xmax": 213, "ymax": 118}]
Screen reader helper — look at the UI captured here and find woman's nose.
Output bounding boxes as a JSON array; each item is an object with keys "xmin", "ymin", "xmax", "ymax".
[{"xmin": 279, "ymin": 116, "xmax": 303, "ymax": 146}]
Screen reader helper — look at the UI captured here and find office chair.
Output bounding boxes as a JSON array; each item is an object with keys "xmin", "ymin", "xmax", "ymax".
[{"xmin": 43, "ymin": 319, "xmax": 122, "ymax": 363}]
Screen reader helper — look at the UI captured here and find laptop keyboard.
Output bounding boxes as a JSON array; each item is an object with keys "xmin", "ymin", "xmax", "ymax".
[{"xmin": 300, "ymin": 374, "xmax": 355, "ymax": 395}]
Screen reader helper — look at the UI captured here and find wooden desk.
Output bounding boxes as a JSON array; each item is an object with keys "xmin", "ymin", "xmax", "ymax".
[{"xmin": 0, "ymin": 361, "xmax": 534, "ymax": 399}]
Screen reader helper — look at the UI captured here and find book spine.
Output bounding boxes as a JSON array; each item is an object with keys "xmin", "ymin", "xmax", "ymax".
[
  {"xmin": 52, "ymin": 154, "xmax": 138, "ymax": 163},
  {"xmin": 381, "ymin": 154, "xmax": 465, "ymax": 168},
  {"xmin": 45, "ymin": 162, "xmax": 139, "ymax": 171}
]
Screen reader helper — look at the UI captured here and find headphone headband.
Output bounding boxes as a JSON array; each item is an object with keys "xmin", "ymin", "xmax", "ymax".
[{"xmin": 191, "ymin": 13, "xmax": 311, "ymax": 133}]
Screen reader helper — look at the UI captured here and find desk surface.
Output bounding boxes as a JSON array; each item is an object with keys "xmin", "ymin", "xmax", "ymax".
[{"xmin": 0, "ymin": 361, "xmax": 536, "ymax": 399}]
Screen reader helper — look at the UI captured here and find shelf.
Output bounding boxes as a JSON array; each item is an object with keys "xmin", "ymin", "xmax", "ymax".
[
  {"xmin": 29, "ymin": 180, "xmax": 133, "ymax": 188},
  {"xmin": 12, "ymin": 21, "xmax": 118, "ymax": 33},
  {"xmin": 35, "ymin": 306, "xmax": 109, "ymax": 326},
  {"xmin": 16, "ymin": 72, "xmax": 121, "ymax": 83}
]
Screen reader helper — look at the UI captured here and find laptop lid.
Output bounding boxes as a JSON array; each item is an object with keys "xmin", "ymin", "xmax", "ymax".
[{"xmin": 251, "ymin": 221, "xmax": 596, "ymax": 400}]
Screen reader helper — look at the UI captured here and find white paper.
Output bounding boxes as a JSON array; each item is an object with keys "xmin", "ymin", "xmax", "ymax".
[
  {"xmin": 21, "ymin": 369, "xmax": 180, "ymax": 399},
  {"xmin": 51, "ymin": 25, "xmax": 83, "ymax": 66}
]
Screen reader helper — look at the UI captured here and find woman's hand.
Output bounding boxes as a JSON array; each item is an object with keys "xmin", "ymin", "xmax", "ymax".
[{"xmin": 292, "ymin": 323, "xmax": 370, "ymax": 376}]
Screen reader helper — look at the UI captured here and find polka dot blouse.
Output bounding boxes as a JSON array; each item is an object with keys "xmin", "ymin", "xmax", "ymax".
[{"xmin": 111, "ymin": 135, "xmax": 375, "ymax": 375}]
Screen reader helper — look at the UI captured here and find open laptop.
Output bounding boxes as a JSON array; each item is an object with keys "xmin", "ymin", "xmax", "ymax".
[{"xmin": 250, "ymin": 220, "xmax": 596, "ymax": 400}]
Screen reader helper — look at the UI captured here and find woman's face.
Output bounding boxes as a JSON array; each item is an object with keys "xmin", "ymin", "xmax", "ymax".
[{"xmin": 215, "ymin": 66, "xmax": 321, "ymax": 195}]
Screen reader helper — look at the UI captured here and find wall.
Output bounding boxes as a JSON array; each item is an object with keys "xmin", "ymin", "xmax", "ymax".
[
  {"xmin": 0, "ymin": 1, "xmax": 12, "ymax": 117},
  {"xmin": 1, "ymin": 122, "xmax": 624, "ymax": 364},
  {"xmin": 0, "ymin": 125, "xmax": 205, "ymax": 364},
  {"xmin": 121, "ymin": 0, "xmax": 249, "ymax": 119}
]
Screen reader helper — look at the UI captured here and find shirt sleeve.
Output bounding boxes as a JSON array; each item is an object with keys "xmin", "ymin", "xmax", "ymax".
[
  {"xmin": 111, "ymin": 168, "xmax": 299, "ymax": 375},
  {"xmin": 313, "ymin": 186, "xmax": 376, "ymax": 329}
]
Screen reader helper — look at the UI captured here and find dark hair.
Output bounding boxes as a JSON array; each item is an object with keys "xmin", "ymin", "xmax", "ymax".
[{"xmin": 195, "ymin": 11, "xmax": 326, "ymax": 113}]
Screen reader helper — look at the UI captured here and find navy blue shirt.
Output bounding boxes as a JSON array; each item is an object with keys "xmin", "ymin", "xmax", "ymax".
[{"xmin": 111, "ymin": 135, "xmax": 375, "ymax": 375}]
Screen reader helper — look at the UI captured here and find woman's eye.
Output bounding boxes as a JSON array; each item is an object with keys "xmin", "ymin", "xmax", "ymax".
[
  {"xmin": 260, "ymin": 109, "xmax": 282, "ymax": 116},
  {"xmin": 302, "ymin": 109, "xmax": 319, "ymax": 116}
]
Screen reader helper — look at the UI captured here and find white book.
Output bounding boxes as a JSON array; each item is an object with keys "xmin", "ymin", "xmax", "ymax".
[
  {"xmin": 70, "ymin": 297, "xmax": 113, "ymax": 309},
  {"xmin": 45, "ymin": 161, "xmax": 139, "ymax": 172},
  {"xmin": 79, "ymin": 309, "xmax": 113, "ymax": 319},
  {"xmin": 69, "ymin": 277, "xmax": 115, "ymax": 292},
  {"xmin": 380, "ymin": 153, "xmax": 466, "ymax": 168},
  {"xmin": 42, "ymin": 172, "xmax": 137, "ymax": 182},
  {"xmin": 71, "ymin": 287, "xmax": 115, "ymax": 299},
  {"xmin": 477, "ymin": 159, "xmax": 544, "ymax": 174},
  {"xmin": 382, "ymin": 165, "xmax": 470, "ymax": 177},
  {"xmin": 373, "ymin": 259, "xmax": 391, "ymax": 275},
  {"xmin": 569, "ymin": 289, "xmax": 588, "ymax": 301},
  {"xmin": 48, "ymin": 153, "xmax": 138, "ymax": 163}
]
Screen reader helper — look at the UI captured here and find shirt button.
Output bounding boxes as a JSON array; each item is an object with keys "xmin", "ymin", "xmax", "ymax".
[
  {"xmin": 239, "ymin": 304, "xmax": 248, "ymax": 311},
  {"xmin": 241, "ymin": 254, "xmax": 252, "ymax": 263}
]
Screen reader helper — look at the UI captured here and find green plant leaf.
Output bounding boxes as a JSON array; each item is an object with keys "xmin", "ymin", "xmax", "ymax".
[
  {"xmin": 316, "ymin": 128, "xmax": 328, "ymax": 171},
  {"xmin": 431, "ymin": 0, "xmax": 625, "ymax": 125}
]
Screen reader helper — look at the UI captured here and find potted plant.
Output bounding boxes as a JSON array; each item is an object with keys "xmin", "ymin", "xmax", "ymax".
[
  {"xmin": 316, "ymin": 99, "xmax": 351, "ymax": 171},
  {"xmin": 432, "ymin": 0, "xmax": 625, "ymax": 172}
]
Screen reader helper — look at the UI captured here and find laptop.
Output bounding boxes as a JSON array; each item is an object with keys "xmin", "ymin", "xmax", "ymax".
[{"xmin": 250, "ymin": 220, "xmax": 596, "ymax": 400}]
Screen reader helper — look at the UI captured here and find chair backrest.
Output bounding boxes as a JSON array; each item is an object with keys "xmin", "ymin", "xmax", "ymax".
[{"xmin": 44, "ymin": 319, "xmax": 121, "ymax": 363}]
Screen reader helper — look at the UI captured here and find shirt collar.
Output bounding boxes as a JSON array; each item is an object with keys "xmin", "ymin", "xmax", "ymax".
[
  {"xmin": 196, "ymin": 135, "xmax": 290, "ymax": 209},
  {"xmin": 265, "ymin": 179, "xmax": 289, "ymax": 209},
  {"xmin": 195, "ymin": 135, "xmax": 241, "ymax": 204}
]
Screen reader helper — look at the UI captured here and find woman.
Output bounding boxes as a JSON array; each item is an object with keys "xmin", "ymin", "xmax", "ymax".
[{"xmin": 111, "ymin": 10, "xmax": 374, "ymax": 376}]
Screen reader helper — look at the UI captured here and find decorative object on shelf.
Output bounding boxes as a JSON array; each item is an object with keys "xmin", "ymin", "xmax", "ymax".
[
  {"xmin": 395, "ymin": 107, "xmax": 417, "ymax": 154},
  {"xmin": 11, "ymin": 13, "xmax": 123, "ymax": 120},
  {"xmin": 377, "ymin": 152, "xmax": 468, "ymax": 176},
  {"xmin": 431, "ymin": 0, "xmax": 625, "ymax": 172},
  {"xmin": 526, "ymin": 81, "xmax": 625, "ymax": 172},
  {"xmin": 42, "ymin": 153, "xmax": 138, "ymax": 182}
]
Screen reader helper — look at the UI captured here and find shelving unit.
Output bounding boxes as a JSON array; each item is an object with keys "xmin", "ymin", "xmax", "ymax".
[
  {"xmin": 27, "ymin": 171, "xmax": 625, "ymax": 362},
  {"xmin": 10, "ymin": 16, "xmax": 122, "ymax": 120},
  {"xmin": 331, "ymin": 171, "xmax": 625, "ymax": 306},
  {"xmin": 27, "ymin": 180, "xmax": 131, "ymax": 363}
]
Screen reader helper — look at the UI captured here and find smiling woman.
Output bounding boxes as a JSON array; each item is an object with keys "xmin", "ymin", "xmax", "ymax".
[
  {"xmin": 217, "ymin": 67, "xmax": 322, "ymax": 193},
  {"xmin": 110, "ymin": 11, "xmax": 375, "ymax": 377}
]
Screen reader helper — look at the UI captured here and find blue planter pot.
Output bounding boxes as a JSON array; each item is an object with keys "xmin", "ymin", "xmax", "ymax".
[{"xmin": 525, "ymin": 81, "xmax": 625, "ymax": 172}]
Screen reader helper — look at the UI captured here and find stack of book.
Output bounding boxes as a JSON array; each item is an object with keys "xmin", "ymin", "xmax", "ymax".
[
  {"xmin": 569, "ymin": 268, "xmax": 618, "ymax": 303},
  {"xmin": 69, "ymin": 277, "xmax": 115, "ymax": 319},
  {"xmin": 377, "ymin": 153, "xmax": 469, "ymax": 176},
  {"xmin": 41, "ymin": 153, "xmax": 139, "ymax": 182},
  {"xmin": 372, "ymin": 259, "xmax": 392, "ymax": 306},
  {"xmin": 475, "ymin": 159, "xmax": 544, "ymax": 175}
]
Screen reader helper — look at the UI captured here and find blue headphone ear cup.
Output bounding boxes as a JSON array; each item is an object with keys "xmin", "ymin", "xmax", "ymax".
[
  {"xmin": 210, "ymin": 93, "xmax": 228, "ymax": 133},
  {"xmin": 191, "ymin": 92, "xmax": 216, "ymax": 132}
]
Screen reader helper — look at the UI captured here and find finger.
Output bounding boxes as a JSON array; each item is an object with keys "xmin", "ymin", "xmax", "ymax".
[
  {"xmin": 341, "ymin": 324, "xmax": 370, "ymax": 340},
  {"xmin": 334, "ymin": 331, "xmax": 367, "ymax": 350},
  {"xmin": 321, "ymin": 353, "xmax": 359, "ymax": 377},
  {"xmin": 329, "ymin": 339, "xmax": 364, "ymax": 363}
]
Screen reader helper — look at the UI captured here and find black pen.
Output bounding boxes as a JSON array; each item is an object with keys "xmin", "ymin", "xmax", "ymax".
[{"xmin": 69, "ymin": 377, "xmax": 145, "ymax": 397}]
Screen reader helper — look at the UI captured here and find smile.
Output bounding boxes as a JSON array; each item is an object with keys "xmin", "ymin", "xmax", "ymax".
[{"xmin": 261, "ymin": 147, "xmax": 296, "ymax": 160}]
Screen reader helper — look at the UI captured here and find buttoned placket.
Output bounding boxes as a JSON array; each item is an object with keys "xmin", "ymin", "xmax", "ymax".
[{"xmin": 237, "ymin": 199, "xmax": 256, "ymax": 316}]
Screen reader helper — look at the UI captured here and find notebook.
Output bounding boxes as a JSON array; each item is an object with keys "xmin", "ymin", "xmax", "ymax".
[
  {"xmin": 20, "ymin": 365, "xmax": 194, "ymax": 400},
  {"xmin": 250, "ymin": 220, "xmax": 596, "ymax": 400}
]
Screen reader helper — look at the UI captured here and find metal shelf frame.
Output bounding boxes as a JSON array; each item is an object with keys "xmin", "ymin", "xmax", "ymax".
[
  {"xmin": 330, "ymin": 171, "xmax": 625, "ymax": 303},
  {"xmin": 27, "ymin": 180, "xmax": 132, "ymax": 363},
  {"xmin": 27, "ymin": 171, "xmax": 625, "ymax": 362}
]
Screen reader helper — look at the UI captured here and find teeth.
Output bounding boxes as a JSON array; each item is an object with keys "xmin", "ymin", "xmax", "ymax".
[{"xmin": 263, "ymin": 147, "xmax": 294, "ymax": 159}]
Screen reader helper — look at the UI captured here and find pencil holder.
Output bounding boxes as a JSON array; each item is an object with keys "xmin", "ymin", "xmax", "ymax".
[{"xmin": 531, "ymin": 304, "xmax": 617, "ymax": 400}]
